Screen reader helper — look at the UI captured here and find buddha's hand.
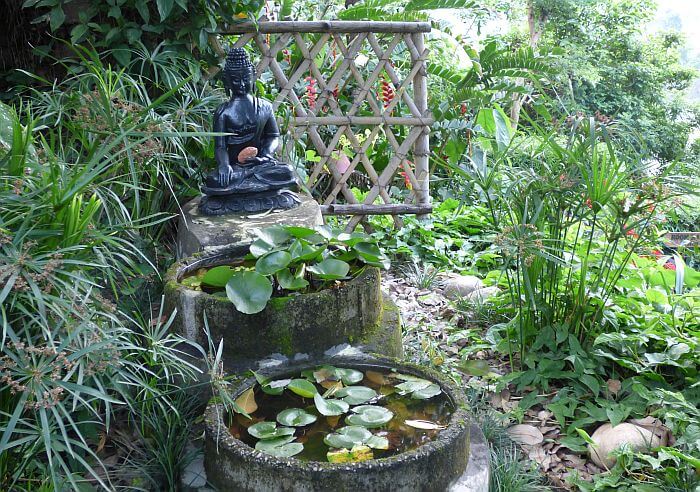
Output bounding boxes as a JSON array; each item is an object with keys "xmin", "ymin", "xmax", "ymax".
[
  {"xmin": 217, "ymin": 165, "xmax": 235, "ymax": 186},
  {"xmin": 241, "ymin": 155, "xmax": 273, "ymax": 166}
]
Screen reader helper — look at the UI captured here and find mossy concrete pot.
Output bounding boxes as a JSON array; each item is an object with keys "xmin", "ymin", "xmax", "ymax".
[
  {"xmin": 204, "ymin": 355, "xmax": 471, "ymax": 492},
  {"xmin": 163, "ymin": 247, "xmax": 403, "ymax": 369}
]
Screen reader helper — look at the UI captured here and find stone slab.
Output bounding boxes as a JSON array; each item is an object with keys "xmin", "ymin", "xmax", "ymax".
[
  {"xmin": 176, "ymin": 194, "xmax": 323, "ymax": 259},
  {"xmin": 449, "ymin": 423, "xmax": 490, "ymax": 491}
]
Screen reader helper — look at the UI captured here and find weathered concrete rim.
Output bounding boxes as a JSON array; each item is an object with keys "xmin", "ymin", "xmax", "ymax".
[{"xmin": 205, "ymin": 353, "xmax": 471, "ymax": 473}]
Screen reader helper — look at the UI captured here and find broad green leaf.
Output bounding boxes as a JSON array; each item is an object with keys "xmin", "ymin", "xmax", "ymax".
[
  {"xmin": 324, "ymin": 426, "xmax": 372, "ymax": 448},
  {"xmin": 411, "ymin": 384, "xmax": 442, "ymax": 400},
  {"xmin": 225, "ymin": 271, "xmax": 273, "ymax": 314},
  {"xmin": 255, "ymin": 436, "xmax": 303, "ymax": 457},
  {"xmin": 314, "ymin": 394, "xmax": 350, "ymax": 416},
  {"xmin": 365, "ymin": 435, "xmax": 389, "ymax": 450},
  {"xmin": 396, "ymin": 380, "xmax": 432, "ymax": 395},
  {"xmin": 277, "ymin": 408, "xmax": 317, "ymax": 427},
  {"xmin": 202, "ymin": 265, "xmax": 236, "ymax": 287},
  {"xmin": 327, "ymin": 444, "xmax": 373, "ymax": 463},
  {"xmin": 156, "ymin": 0, "xmax": 175, "ymax": 21},
  {"xmin": 333, "ymin": 368, "xmax": 364, "ymax": 385},
  {"xmin": 256, "ymin": 226, "xmax": 290, "ymax": 247},
  {"xmin": 277, "ymin": 269, "xmax": 309, "ymax": 290},
  {"xmin": 284, "ymin": 226, "xmax": 318, "ymax": 238},
  {"xmin": 248, "ymin": 422, "xmax": 295, "ymax": 440},
  {"xmin": 459, "ymin": 359, "xmax": 490, "ymax": 376},
  {"xmin": 287, "ymin": 379, "xmax": 318, "ymax": 398},
  {"xmin": 353, "ymin": 242, "xmax": 390, "ymax": 269},
  {"xmin": 346, "ymin": 405, "xmax": 393, "ymax": 428},
  {"xmin": 335, "ymin": 386, "xmax": 377, "ymax": 405},
  {"xmin": 256, "ymin": 251, "xmax": 292, "ymax": 275},
  {"xmin": 252, "ymin": 371, "xmax": 289, "ymax": 395},
  {"xmin": 308, "ymin": 259, "xmax": 350, "ymax": 280}
]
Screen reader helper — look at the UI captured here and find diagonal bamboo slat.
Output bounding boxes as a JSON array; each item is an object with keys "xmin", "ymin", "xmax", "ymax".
[{"xmin": 220, "ymin": 21, "xmax": 432, "ymax": 230}]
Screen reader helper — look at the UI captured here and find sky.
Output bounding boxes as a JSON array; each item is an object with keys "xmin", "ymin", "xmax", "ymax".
[{"xmin": 653, "ymin": 0, "xmax": 700, "ymax": 99}]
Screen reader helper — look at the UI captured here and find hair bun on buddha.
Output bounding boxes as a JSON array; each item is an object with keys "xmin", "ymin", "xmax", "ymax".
[{"xmin": 224, "ymin": 48, "xmax": 255, "ymax": 79}]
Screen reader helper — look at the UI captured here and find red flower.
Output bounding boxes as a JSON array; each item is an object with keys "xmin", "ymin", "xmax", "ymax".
[
  {"xmin": 304, "ymin": 77, "xmax": 317, "ymax": 109},
  {"xmin": 380, "ymin": 76, "xmax": 394, "ymax": 109},
  {"xmin": 664, "ymin": 262, "xmax": 676, "ymax": 271},
  {"xmin": 626, "ymin": 229, "xmax": 639, "ymax": 239},
  {"xmin": 585, "ymin": 198, "xmax": 593, "ymax": 209},
  {"xmin": 651, "ymin": 249, "xmax": 663, "ymax": 258}
]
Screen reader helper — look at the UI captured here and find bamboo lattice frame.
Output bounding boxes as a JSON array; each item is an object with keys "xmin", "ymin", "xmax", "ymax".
[{"xmin": 220, "ymin": 21, "xmax": 433, "ymax": 229}]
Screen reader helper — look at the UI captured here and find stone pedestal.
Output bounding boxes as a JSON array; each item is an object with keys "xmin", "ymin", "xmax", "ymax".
[{"xmin": 176, "ymin": 195, "xmax": 323, "ymax": 259}]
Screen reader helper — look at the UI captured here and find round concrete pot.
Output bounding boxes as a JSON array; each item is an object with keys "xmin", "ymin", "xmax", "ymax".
[
  {"xmin": 204, "ymin": 355, "xmax": 472, "ymax": 492},
  {"xmin": 163, "ymin": 247, "xmax": 403, "ymax": 368}
]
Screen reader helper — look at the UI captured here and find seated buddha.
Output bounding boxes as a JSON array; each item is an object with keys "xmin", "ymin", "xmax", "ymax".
[{"xmin": 199, "ymin": 48, "xmax": 301, "ymax": 215}]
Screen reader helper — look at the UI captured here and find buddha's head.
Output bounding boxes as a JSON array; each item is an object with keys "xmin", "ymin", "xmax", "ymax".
[{"xmin": 223, "ymin": 48, "xmax": 255, "ymax": 96}]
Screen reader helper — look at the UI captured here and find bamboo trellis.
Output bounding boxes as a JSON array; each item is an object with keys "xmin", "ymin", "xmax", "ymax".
[{"xmin": 220, "ymin": 21, "xmax": 433, "ymax": 230}]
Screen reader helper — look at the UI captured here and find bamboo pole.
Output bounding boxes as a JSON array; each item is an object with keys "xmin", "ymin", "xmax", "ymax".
[
  {"xmin": 411, "ymin": 31, "xmax": 431, "ymax": 219},
  {"xmin": 219, "ymin": 21, "xmax": 432, "ymax": 34},
  {"xmin": 321, "ymin": 204, "xmax": 433, "ymax": 215}
]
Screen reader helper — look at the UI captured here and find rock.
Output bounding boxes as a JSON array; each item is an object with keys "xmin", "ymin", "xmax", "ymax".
[
  {"xmin": 442, "ymin": 275, "xmax": 483, "ymax": 299},
  {"xmin": 465, "ymin": 286, "xmax": 500, "ymax": 302},
  {"xmin": 588, "ymin": 422, "xmax": 666, "ymax": 469}
]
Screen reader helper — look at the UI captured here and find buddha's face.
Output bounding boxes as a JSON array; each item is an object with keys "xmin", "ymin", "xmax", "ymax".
[{"xmin": 227, "ymin": 69, "xmax": 254, "ymax": 96}]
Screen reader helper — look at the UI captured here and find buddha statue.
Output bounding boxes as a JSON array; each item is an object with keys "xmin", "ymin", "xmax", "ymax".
[{"xmin": 199, "ymin": 48, "xmax": 301, "ymax": 215}]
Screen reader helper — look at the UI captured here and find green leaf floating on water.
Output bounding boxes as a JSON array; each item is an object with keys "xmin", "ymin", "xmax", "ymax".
[
  {"xmin": 345, "ymin": 405, "xmax": 393, "ymax": 428},
  {"xmin": 314, "ymin": 393, "xmax": 350, "ymax": 416},
  {"xmin": 333, "ymin": 368, "xmax": 364, "ymax": 385},
  {"xmin": 201, "ymin": 265, "xmax": 236, "ymax": 287},
  {"xmin": 256, "ymin": 251, "xmax": 292, "ymax": 275},
  {"xmin": 335, "ymin": 386, "xmax": 377, "ymax": 405},
  {"xmin": 327, "ymin": 444, "xmax": 373, "ymax": 463},
  {"xmin": 253, "ymin": 371, "xmax": 290, "ymax": 395},
  {"xmin": 287, "ymin": 378, "xmax": 318, "ymax": 398},
  {"xmin": 412, "ymin": 384, "xmax": 442, "ymax": 400},
  {"xmin": 308, "ymin": 258, "xmax": 350, "ymax": 280},
  {"xmin": 225, "ymin": 271, "xmax": 272, "ymax": 314},
  {"xmin": 248, "ymin": 421, "xmax": 295, "ymax": 440},
  {"xmin": 365, "ymin": 435, "xmax": 389, "ymax": 450},
  {"xmin": 277, "ymin": 408, "xmax": 317, "ymax": 427},
  {"xmin": 255, "ymin": 435, "xmax": 303, "ymax": 458},
  {"xmin": 395, "ymin": 376, "xmax": 442, "ymax": 400},
  {"xmin": 324, "ymin": 426, "xmax": 372, "ymax": 448}
]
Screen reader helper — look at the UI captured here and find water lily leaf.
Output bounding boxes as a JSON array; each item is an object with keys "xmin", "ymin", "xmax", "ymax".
[
  {"xmin": 346, "ymin": 405, "xmax": 393, "ymax": 428},
  {"xmin": 284, "ymin": 226, "xmax": 318, "ymax": 238},
  {"xmin": 411, "ymin": 384, "xmax": 442, "ymax": 400},
  {"xmin": 257, "ymin": 376, "xmax": 290, "ymax": 396},
  {"xmin": 404, "ymin": 420, "xmax": 446, "ymax": 430},
  {"xmin": 287, "ymin": 379, "xmax": 318, "ymax": 398},
  {"xmin": 201, "ymin": 265, "xmax": 236, "ymax": 287},
  {"xmin": 256, "ymin": 226, "xmax": 290, "ymax": 248},
  {"xmin": 365, "ymin": 435, "xmax": 389, "ymax": 450},
  {"xmin": 256, "ymin": 251, "xmax": 292, "ymax": 275},
  {"xmin": 248, "ymin": 422, "xmax": 295, "ymax": 440},
  {"xmin": 393, "ymin": 373, "xmax": 425, "ymax": 382},
  {"xmin": 335, "ymin": 386, "xmax": 377, "ymax": 405},
  {"xmin": 255, "ymin": 435, "xmax": 303, "ymax": 458},
  {"xmin": 334, "ymin": 368, "xmax": 364, "ymax": 385},
  {"xmin": 353, "ymin": 242, "xmax": 390, "ymax": 269},
  {"xmin": 277, "ymin": 408, "xmax": 318, "ymax": 427},
  {"xmin": 295, "ymin": 244, "xmax": 327, "ymax": 261},
  {"xmin": 225, "ymin": 271, "xmax": 272, "ymax": 314},
  {"xmin": 235, "ymin": 387, "xmax": 258, "ymax": 414},
  {"xmin": 324, "ymin": 426, "xmax": 372, "ymax": 449},
  {"xmin": 326, "ymin": 444, "xmax": 373, "ymax": 463},
  {"xmin": 314, "ymin": 393, "xmax": 350, "ymax": 416},
  {"xmin": 395, "ymin": 380, "xmax": 432, "ymax": 395},
  {"xmin": 180, "ymin": 275, "xmax": 202, "ymax": 289},
  {"xmin": 308, "ymin": 259, "xmax": 350, "ymax": 280},
  {"xmin": 277, "ymin": 268, "xmax": 309, "ymax": 290}
]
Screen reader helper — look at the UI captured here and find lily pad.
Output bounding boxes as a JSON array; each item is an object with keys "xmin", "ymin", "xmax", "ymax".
[
  {"xmin": 256, "ymin": 251, "xmax": 292, "ymax": 275},
  {"xmin": 225, "ymin": 271, "xmax": 273, "ymax": 314},
  {"xmin": 308, "ymin": 259, "xmax": 350, "ymax": 280},
  {"xmin": 324, "ymin": 426, "xmax": 372, "ymax": 449},
  {"xmin": 255, "ymin": 435, "xmax": 303, "ymax": 458},
  {"xmin": 333, "ymin": 368, "xmax": 364, "ymax": 385},
  {"xmin": 235, "ymin": 387, "xmax": 258, "ymax": 414},
  {"xmin": 287, "ymin": 379, "xmax": 318, "ymax": 398},
  {"xmin": 335, "ymin": 386, "xmax": 377, "ymax": 405},
  {"xmin": 314, "ymin": 393, "xmax": 350, "ymax": 417},
  {"xmin": 411, "ymin": 384, "xmax": 442, "ymax": 400},
  {"xmin": 395, "ymin": 379, "xmax": 432, "ymax": 395},
  {"xmin": 201, "ymin": 265, "xmax": 236, "ymax": 288},
  {"xmin": 277, "ymin": 268, "xmax": 309, "ymax": 290},
  {"xmin": 346, "ymin": 405, "xmax": 394, "ymax": 428},
  {"xmin": 365, "ymin": 435, "xmax": 390, "ymax": 450},
  {"xmin": 248, "ymin": 421, "xmax": 295, "ymax": 440},
  {"xmin": 277, "ymin": 408, "xmax": 317, "ymax": 427}
]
